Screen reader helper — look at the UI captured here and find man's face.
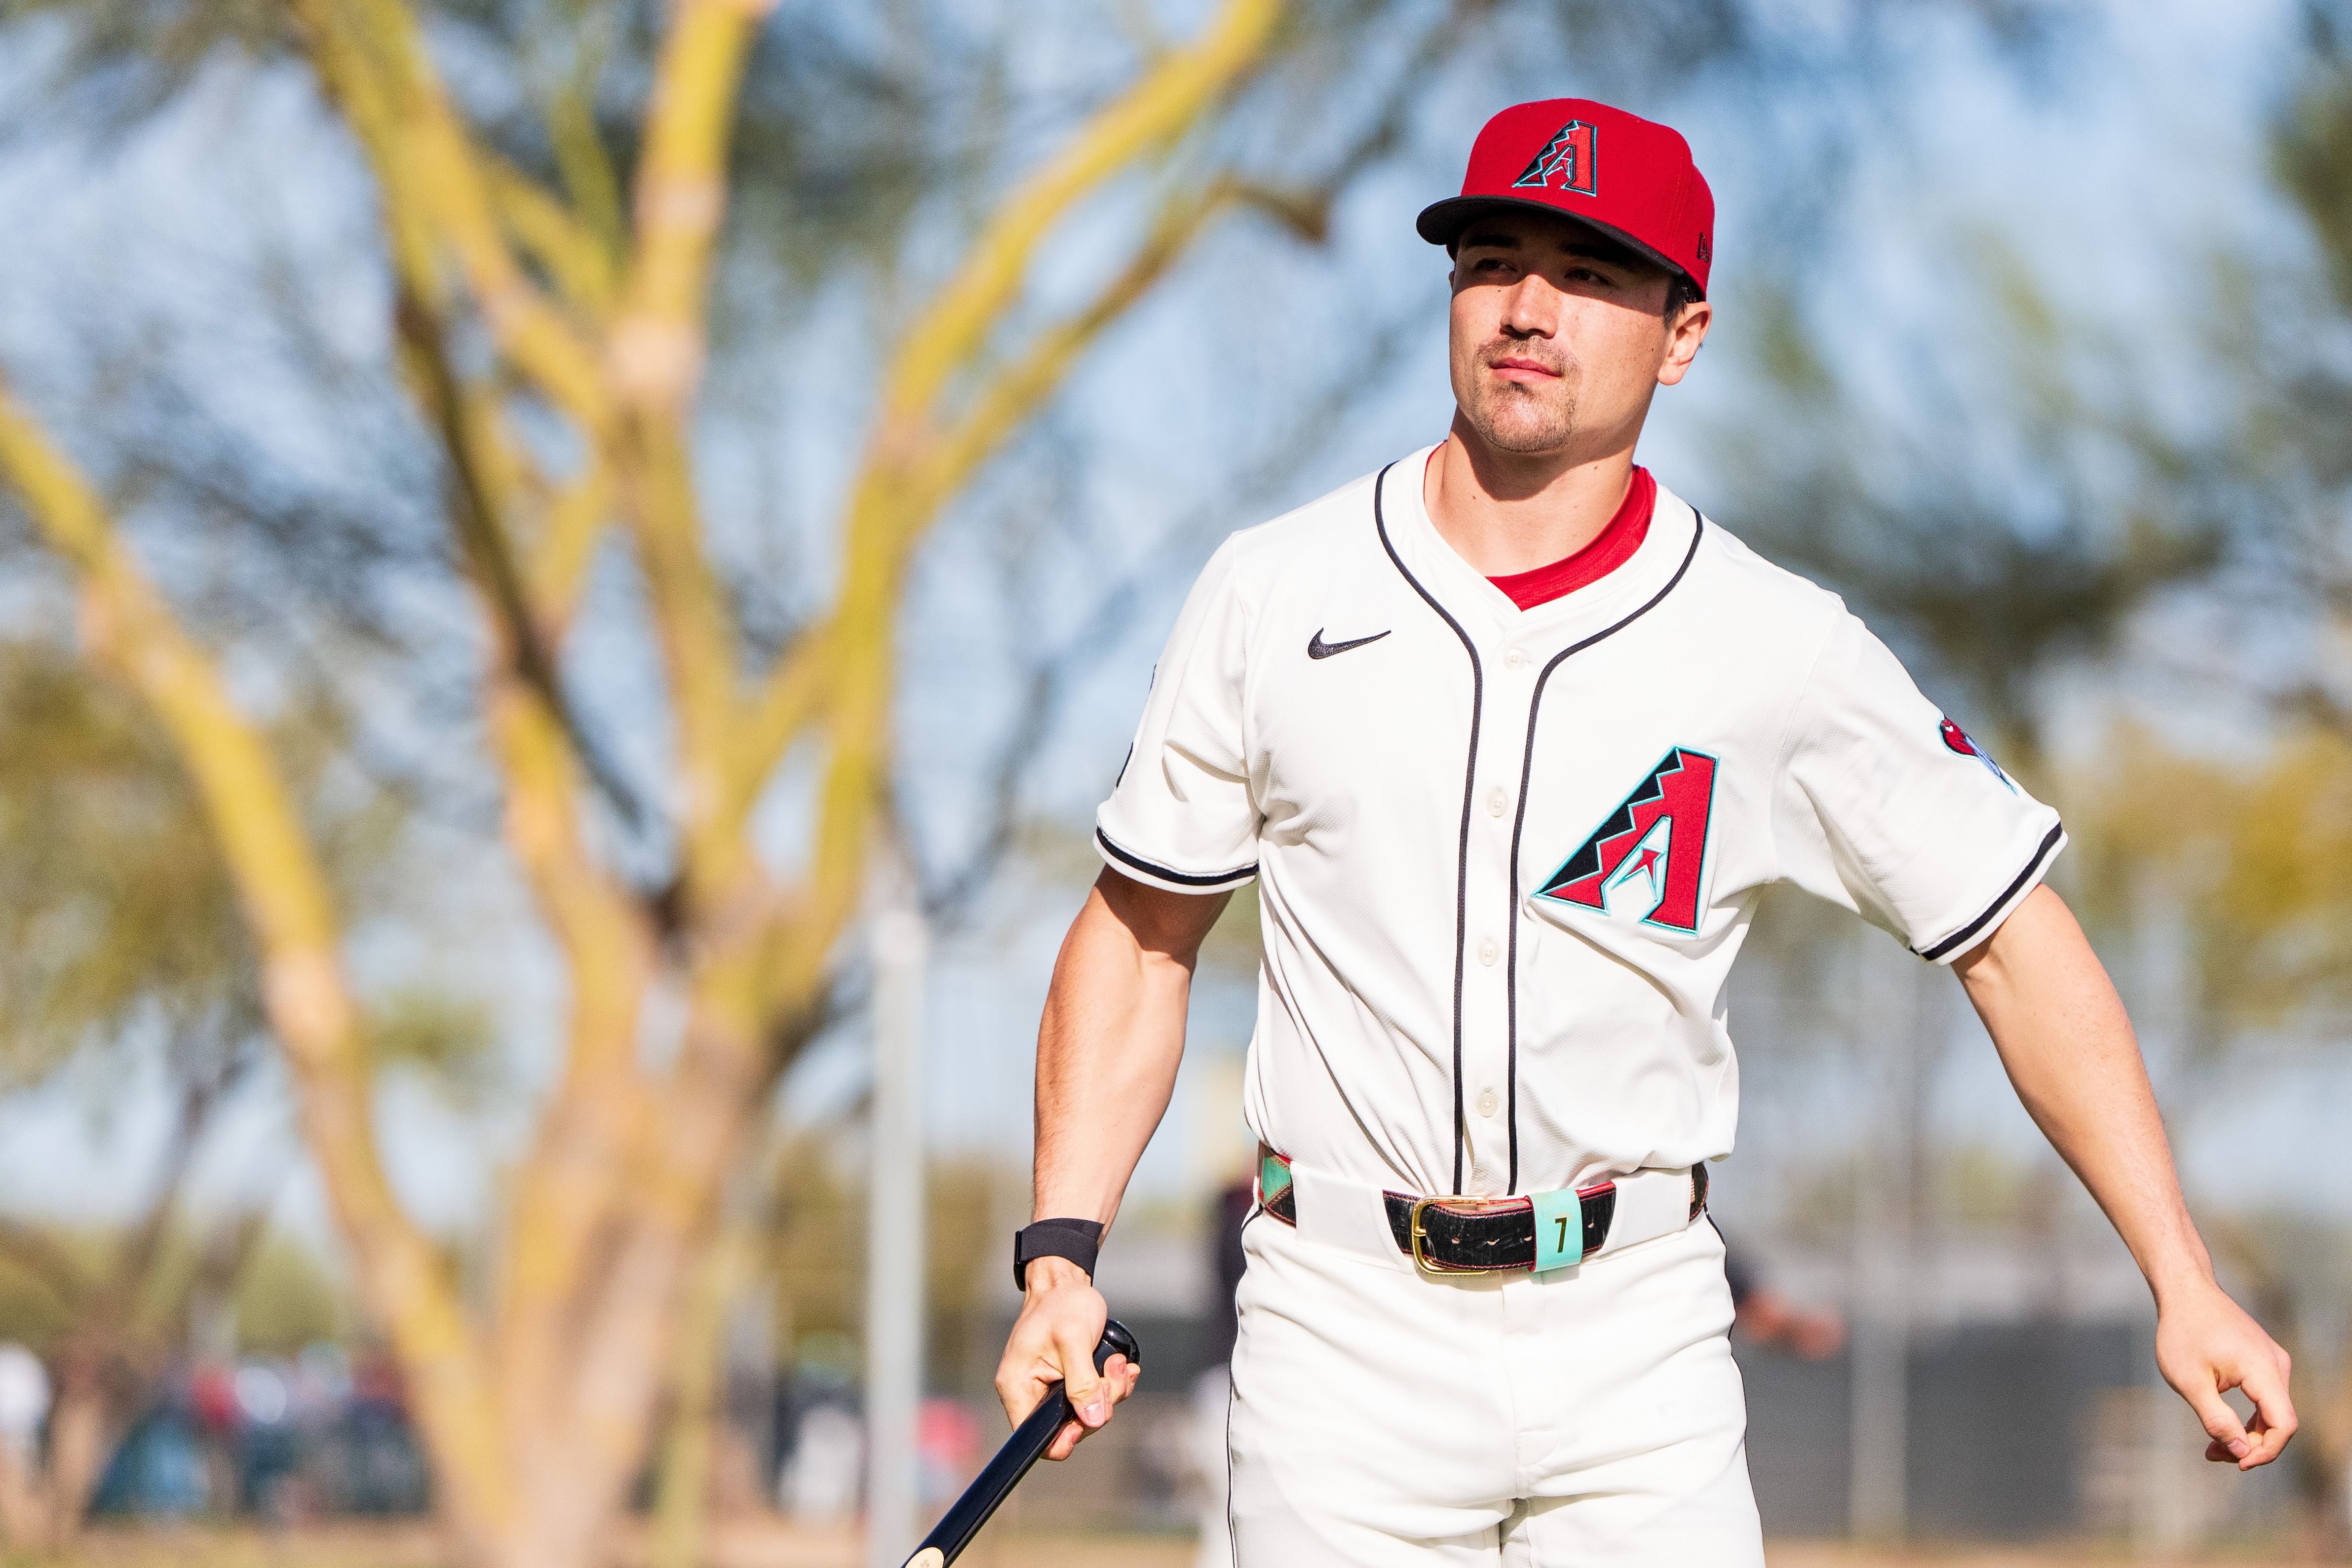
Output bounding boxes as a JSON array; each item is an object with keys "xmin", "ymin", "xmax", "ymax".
[{"xmin": 1446, "ymin": 209, "xmax": 1703, "ymax": 459}]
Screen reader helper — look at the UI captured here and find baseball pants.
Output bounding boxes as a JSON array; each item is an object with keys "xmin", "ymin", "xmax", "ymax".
[{"xmin": 1224, "ymin": 1204, "xmax": 1762, "ymax": 1565}]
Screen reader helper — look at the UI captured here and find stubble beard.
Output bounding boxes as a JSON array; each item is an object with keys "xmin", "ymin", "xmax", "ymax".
[{"xmin": 1459, "ymin": 344, "xmax": 1580, "ymax": 456}]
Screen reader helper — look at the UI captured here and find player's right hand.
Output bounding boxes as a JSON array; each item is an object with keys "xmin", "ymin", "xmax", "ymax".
[{"xmin": 995, "ymin": 1258, "xmax": 1139, "ymax": 1460}]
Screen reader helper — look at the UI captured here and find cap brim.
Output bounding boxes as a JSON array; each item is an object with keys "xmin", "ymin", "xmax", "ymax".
[{"xmin": 1414, "ymin": 195, "xmax": 1703, "ymax": 299}]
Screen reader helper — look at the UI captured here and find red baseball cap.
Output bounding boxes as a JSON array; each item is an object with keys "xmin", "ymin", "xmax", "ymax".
[{"xmin": 1417, "ymin": 99, "xmax": 1714, "ymax": 298}]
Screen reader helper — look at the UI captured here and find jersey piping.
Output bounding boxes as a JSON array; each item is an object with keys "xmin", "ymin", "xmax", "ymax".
[
  {"xmin": 1371, "ymin": 459, "xmax": 1484, "ymax": 1195},
  {"xmin": 1915, "ymin": 821, "xmax": 2065, "ymax": 962},
  {"xmin": 1094, "ymin": 825, "xmax": 1257, "ymax": 890},
  {"xmin": 1502, "ymin": 507, "xmax": 1709, "ymax": 1193}
]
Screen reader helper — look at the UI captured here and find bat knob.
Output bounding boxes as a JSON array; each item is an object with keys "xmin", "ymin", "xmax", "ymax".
[{"xmin": 905, "ymin": 1550, "xmax": 946, "ymax": 1568}]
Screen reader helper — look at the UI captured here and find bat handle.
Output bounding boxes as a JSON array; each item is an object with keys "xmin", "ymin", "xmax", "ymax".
[{"xmin": 901, "ymin": 1319, "xmax": 1140, "ymax": 1568}]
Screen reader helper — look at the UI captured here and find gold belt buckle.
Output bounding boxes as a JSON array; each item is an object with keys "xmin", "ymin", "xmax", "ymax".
[{"xmin": 1406, "ymin": 1194, "xmax": 1525, "ymax": 1277}]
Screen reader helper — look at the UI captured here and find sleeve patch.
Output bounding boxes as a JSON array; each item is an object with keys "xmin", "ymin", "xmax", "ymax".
[{"xmin": 1939, "ymin": 717, "xmax": 2016, "ymax": 792}]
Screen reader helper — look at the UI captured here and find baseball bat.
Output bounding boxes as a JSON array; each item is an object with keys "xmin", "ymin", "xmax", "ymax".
[{"xmin": 900, "ymin": 1319, "xmax": 1140, "ymax": 1568}]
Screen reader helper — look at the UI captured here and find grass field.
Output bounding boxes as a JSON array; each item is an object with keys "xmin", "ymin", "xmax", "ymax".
[{"xmin": 0, "ymin": 1525, "xmax": 2318, "ymax": 1568}]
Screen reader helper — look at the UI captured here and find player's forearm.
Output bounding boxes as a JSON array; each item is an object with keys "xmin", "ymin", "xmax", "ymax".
[
  {"xmin": 1032, "ymin": 871, "xmax": 1228, "ymax": 1229},
  {"xmin": 1955, "ymin": 884, "xmax": 2214, "ymax": 1302}
]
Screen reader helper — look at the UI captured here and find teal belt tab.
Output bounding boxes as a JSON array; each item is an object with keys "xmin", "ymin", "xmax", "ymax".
[{"xmin": 1532, "ymin": 1187, "xmax": 1582, "ymax": 1272}]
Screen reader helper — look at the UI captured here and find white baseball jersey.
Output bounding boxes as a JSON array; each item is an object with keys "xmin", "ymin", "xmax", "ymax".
[{"xmin": 1096, "ymin": 448, "xmax": 2063, "ymax": 1201}]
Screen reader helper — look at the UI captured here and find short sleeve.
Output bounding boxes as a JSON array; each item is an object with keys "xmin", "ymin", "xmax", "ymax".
[
  {"xmin": 1094, "ymin": 538, "xmax": 1261, "ymax": 894},
  {"xmin": 1774, "ymin": 613, "xmax": 2064, "ymax": 963}
]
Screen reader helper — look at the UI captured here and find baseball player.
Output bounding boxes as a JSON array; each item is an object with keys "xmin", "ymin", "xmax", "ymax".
[{"xmin": 996, "ymin": 98, "xmax": 2294, "ymax": 1564}]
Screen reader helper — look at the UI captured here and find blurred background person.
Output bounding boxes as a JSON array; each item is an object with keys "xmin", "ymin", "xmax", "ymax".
[{"xmin": 1725, "ymin": 1242, "xmax": 1846, "ymax": 1362}]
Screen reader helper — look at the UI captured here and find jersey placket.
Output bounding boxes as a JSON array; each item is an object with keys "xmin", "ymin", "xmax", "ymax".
[
  {"xmin": 1460, "ymin": 625, "xmax": 1540, "ymax": 1195},
  {"xmin": 1376, "ymin": 457, "xmax": 1548, "ymax": 1199}
]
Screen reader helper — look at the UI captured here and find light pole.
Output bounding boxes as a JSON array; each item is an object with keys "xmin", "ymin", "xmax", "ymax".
[
  {"xmin": 866, "ymin": 893, "xmax": 927, "ymax": 1568},
  {"xmin": 1849, "ymin": 940, "xmax": 1918, "ymax": 1542}
]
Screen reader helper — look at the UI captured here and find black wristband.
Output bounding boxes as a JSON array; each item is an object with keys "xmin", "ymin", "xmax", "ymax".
[{"xmin": 1013, "ymin": 1218, "xmax": 1105, "ymax": 1290}]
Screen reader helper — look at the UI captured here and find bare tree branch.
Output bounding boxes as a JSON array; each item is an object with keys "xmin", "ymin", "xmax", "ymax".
[
  {"xmin": 394, "ymin": 292, "xmax": 653, "ymax": 834},
  {"xmin": 285, "ymin": 0, "xmax": 610, "ymax": 431}
]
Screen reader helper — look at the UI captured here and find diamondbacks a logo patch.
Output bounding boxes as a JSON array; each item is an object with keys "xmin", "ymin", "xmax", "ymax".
[
  {"xmin": 1537, "ymin": 746, "xmax": 1718, "ymax": 932},
  {"xmin": 1939, "ymin": 717, "xmax": 2015, "ymax": 792},
  {"xmin": 1512, "ymin": 120, "xmax": 1598, "ymax": 197}
]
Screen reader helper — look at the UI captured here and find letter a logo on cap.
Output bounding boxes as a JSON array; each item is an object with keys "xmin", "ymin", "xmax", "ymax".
[{"xmin": 1511, "ymin": 120, "xmax": 1597, "ymax": 197}]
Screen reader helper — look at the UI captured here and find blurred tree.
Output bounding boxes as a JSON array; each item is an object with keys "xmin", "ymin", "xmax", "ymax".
[
  {"xmin": 2249, "ymin": 0, "xmax": 2352, "ymax": 751},
  {"xmin": 0, "ymin": 641, "xmax": 254, "ymax": 1091},
  {"xmin": 0, "ymin": 2, "xmax": 1305, "ymax": 1563},
  {"xmin": 0, "ymin": 642, "xmax": 269, "ymax": 1548},
  {"xmin": 1718, "ymin": 264, "xmax": 2232, "ymax": 780},
  {"xmin": 0, "ymin": 633, "xmax": 475, "ymax": 1545}
]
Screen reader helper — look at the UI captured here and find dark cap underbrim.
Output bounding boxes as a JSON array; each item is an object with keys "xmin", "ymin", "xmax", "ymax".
[{"xmin": 1415, "ymin": 194, "xmax": 1704, "ymax": 299}]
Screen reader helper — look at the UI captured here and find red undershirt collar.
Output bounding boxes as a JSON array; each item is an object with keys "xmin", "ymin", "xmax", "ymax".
[{"xmin": 1483, "ymin": 464, "xmax": 1657, "ymax": 611}]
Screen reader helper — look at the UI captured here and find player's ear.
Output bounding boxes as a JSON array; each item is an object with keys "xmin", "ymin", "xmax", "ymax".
[{"xmin": 1657, "ymin": 299, "xmax": 1712, "ymax": 387}]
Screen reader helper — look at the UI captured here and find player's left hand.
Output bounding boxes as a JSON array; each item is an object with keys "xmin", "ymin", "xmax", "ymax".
[{"xmin": 2153, "ymin": 1278, "xmax": 2296, "ymax": 1470}]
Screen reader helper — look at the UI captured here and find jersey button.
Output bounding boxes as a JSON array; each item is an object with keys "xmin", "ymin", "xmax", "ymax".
[
  {"xmin": 1475, "ymin": 1089, "xmax": 1500, "ymax": 1118},
  {"xmin": 1504, "ymin": 647, "xmax": 1528, "ymax": 669},
  {"xmin": 1477, "ymin": 938, "xmax": 1499, "ymax": 966},
  {"xmin": 1486, "ymin": 787, "xmax": 1508, "ymax": 817}
]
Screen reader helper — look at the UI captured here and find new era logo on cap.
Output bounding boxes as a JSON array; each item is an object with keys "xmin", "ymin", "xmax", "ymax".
[{"xmin": 1418, "ymin": 98, "xmax": 1714, "ymax": 298}]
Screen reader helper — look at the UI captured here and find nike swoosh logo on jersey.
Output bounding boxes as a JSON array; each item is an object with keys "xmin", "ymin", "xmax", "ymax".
[{"xmin": 1307, "ymin": 627, "xmax": 1391, "ymax": 659}]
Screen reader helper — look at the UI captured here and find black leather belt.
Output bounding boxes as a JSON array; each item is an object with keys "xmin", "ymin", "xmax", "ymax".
[
  {"xmin": 1385, "ymin": 1189, "xmax": 1615, "ymax": 1272},
  {"xmin": 1260, "ymin": 1148, "xmax": 1708, "ymax": 1276}
]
